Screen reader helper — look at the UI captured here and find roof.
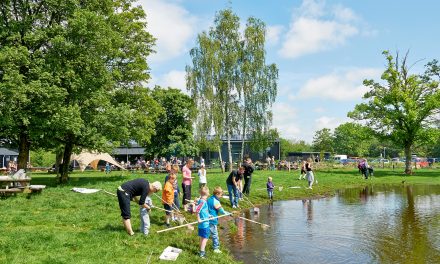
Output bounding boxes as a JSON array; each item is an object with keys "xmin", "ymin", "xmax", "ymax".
[
  {"xmin": 112, "ymin": 147, "xmax": 145, "ymax": 155},
  {"xmin": 0, "ymin": 148, "xmax": 19, "ymax": 156}
]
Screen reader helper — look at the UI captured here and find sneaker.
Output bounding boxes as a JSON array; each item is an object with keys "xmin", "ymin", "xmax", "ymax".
[
  {"xmin": 213, "ymin": 249, "xmax": 222, "ymax": 254},
  {"xmin": 232, "ymin": 205, "xmax": 237, "ymax": 209},
  {"xmin": 199, "ymin": 252, "xmax": 206, "ymax": 258}
]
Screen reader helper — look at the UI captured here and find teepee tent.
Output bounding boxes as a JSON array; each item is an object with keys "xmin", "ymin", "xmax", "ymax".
[{"xmin": 71, "ymin": 152, "xmax": 125, "ymax": 171}]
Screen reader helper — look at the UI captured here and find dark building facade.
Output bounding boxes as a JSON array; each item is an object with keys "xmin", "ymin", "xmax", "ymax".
[
  {"xmin": 0, "ymin": 147, "xmax": 19, "ymax": 168},
  {"xmin": 200, "ymin": 136, "xmax": 280, "ymax": 166}
]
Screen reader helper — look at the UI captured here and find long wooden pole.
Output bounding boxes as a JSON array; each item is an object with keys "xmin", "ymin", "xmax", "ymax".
[
  {"xmin": 157, "ymin": 213, "xmax": 231, "ymax": 233},
  {"xmin": 237, "ymin": 216, "xmax": 270, "ymax": 227}
]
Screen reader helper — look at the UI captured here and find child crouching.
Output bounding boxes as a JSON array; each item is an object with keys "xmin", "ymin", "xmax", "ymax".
[{"xmin": 196, "ymin": 186, "xmax": 210, "ymax": 258}]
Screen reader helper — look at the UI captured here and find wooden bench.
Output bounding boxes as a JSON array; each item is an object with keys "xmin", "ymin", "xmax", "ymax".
[{"xmin": 0, "ymin": 188, "xmax": 22, "ymax": 196}]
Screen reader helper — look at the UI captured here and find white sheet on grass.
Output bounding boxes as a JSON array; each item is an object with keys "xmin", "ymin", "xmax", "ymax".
[{"xmin": 71, "ymin": 187, "xmax": 101, "ymax": 194}]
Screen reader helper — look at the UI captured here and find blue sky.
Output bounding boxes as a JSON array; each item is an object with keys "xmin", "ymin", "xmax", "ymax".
[{"xmin": 138, "ymin": 0, "xmax": 440, "ymax": 142}]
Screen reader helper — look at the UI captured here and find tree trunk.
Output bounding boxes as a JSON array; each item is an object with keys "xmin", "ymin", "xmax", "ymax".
[
  {"xmin": 404, "ymin": 144, "xmax": 412, "ymax": 175},
  {"xmin": 227, "ymin": 128, "xmax": 233, "ymax": 172},
  {"xmin": 240, "ymin": 108, "xmax": 247, "ymax": 164},
  {"xmin": 17, "ymin": 131, "xmax": 30, "ymax": 171},
  {"xmin": 60, "ymin": 138, "xmax": 74, "ymax": 183},
  {"xmin": 55, "ymin": 149, "xmax": 64, "ymax": 177},
  {"xmin": 217, "ymin": 146, "xmax": 224, "ymax": 173}
]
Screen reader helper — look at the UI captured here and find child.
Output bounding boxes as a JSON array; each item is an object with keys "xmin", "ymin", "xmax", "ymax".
[
  {"xmin": 139, "ymin": 195, "xmax": 153, "ymax": 235},
  {"xmin": 207, "ymin": 186, "xmax": 228, "ymax": 254},
  {"xmin": 162, "ymin": 173, "xmax": 176, "ymax": 227},
  {"xmin": 198, "ymin": 164, "xmax": 207, "ymax": 189},
  {"xmin": 298, "ymin": 160, "xmax": 306, "ymax": 180},
  {"xmin": 195, "ymin": 186, "xmax": 210, "ymax": 258},
  {"xmin": 306, "ymin": 158, "xmax": 314, "ymax": 189},
  {"xmin": 267, "ymin": 177, "xmax": 275, "ymax": 200}
]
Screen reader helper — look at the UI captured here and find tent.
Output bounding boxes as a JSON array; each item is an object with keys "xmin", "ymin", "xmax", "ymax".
[{"xmin": 71, "ymin": 152, "xmax": 125, "ymax": 171}]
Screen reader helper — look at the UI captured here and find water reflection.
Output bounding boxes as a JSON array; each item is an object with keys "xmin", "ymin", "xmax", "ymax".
[{"xmin": 223, "ymin": 185, "xmax": 440, "ymax": 264}]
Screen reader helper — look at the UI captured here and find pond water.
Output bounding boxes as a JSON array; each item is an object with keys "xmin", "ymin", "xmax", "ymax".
[{"xmin": 223, "ymin": 185, "xmax": 440, "ymax": 264}]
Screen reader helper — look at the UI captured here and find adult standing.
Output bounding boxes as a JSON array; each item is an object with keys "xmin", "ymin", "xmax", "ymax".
[
  {"xmin": 226, "ymin": 167, "xmax": 244, "ymax": 208},
  {"xmin": 117, "ymin": 178, "xmax": 162, "ymax": 235},
  {"xmin": 182, "ymin": 159, "xmax": 194, "ymax": 211},
  {"xmin": 242, "ymin": 158, "xmax": 254, "ymax": 196}
]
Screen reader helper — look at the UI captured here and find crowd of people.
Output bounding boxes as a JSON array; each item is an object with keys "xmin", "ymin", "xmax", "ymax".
[{"xmin": 115, "ymin": 156, "xmax": 330, "ymax": 258}]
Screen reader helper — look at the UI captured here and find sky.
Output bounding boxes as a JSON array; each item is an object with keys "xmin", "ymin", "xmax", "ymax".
[{"xmin": 138, "ymin": 0, "xmax": 440, "ymax": 143}]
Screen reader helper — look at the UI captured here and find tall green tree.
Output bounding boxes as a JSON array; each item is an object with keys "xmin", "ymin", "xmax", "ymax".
[
  {"xmin": 349, "ymin": 51, "xmax": 440, "ymax": 174},
  {"xmin": 312, "ymin": 128, "xmax": 334, "ymax": 153},
  {"xmin": 0, "ymin": 0, "xmax": 159, "ymax": 181},
  {"xmin": 333, "ymin": 122, "xmax": 373, "ymax": 157},
  {"xmin": 187, "ymin": 9, "xmax": 277, "ymax": 171},
  {"xmin": 145, "ymin": 86, "xmax": 197, "ymax": 158},
  {"xmin": 239, "ymin": 17, "xmax": 278, "ymax": 161},
  {"xmin": 0, "ymin": 0, "xmax": 71, "ymax": 169}
]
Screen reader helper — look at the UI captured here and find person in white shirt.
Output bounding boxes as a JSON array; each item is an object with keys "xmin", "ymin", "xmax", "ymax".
[{"xmin": 198, "ymin": 164, "xmax": 207, "ymax": 189}]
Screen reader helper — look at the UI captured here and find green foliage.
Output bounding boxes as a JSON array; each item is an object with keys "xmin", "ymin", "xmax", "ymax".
[
  {"xmin": 145, "ymin": 86, "xmax": 197, "ymax": 158},
  {"xmin": 186, "ymin": 9, "xmax": 278, "ymax": 170},
  {"xmin": 312, "ymin": 128, "xmax": 334, "ymax": 153},
  {"xmin": 30, "ymin": 150, "xmax": 55, "ymax": 167},
  {"xmin": 333, "ymin": 122, "xmax": 373, "ymax": 157},
  {"xmin": 249, "ymin": 128, "xmax": 279, "ymax": 153},
  {"xmin": 348, "ymin": 51, "xmax": 440, "ymax": 173},
  {"xmin": 280, "ymin": 138, "xmax": 312, "ymax": 159},
  {"xmin": 0, "ymin": 0, "xmax": 159, "ymax": 178}
]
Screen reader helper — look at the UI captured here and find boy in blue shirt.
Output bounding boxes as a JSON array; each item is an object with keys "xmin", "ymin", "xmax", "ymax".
[
  {"xmin": 195, "ymin": 186, "xmax": 210, "ymax": 258},
  {"xmin": 207, "ymin": 186, "xmax": 229, "ymax": 253}
]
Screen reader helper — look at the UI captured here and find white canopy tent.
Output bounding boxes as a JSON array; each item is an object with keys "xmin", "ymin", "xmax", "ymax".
[{"xmin": 70, "ymin": 152, "xmax": 125, "ymax": 172}]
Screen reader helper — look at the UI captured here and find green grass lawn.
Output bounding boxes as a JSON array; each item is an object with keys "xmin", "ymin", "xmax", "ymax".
[{"xmin": 1, "ymin": 166, "xmax": 439, "ymax": 263}]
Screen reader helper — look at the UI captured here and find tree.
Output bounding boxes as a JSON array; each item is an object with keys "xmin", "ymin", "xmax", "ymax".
[
  {"xmin": 312, "ymin": 128, "xmax": 334, "ymax": 153},
  {"xmin": 279, "ymin": 138, "xmax": 312, "ymax": 159},
  {"xmin": 0, "ymin": 0, "xmax": 71, "ymax": 170},
  {"xmin": 0, "ymin": 1, "xmax": 159, "ymax": 182},
  {"xmin": 349, "ymin": 51, "xmax": 440, "ymax": 174},
  {"xmin": 333, "ymin": 122, "xmax": 373, "ymax": 157},
  {"xmin": 238, "ymin": 17, "xmax": 278, "ymax": 161},
  {"xmin": 145, "ymin": 86, "xmax": 197, "ymax": 158},
  {"xmin": 186, "ymin": 9, "xmax": 278, "ymax": 171}
]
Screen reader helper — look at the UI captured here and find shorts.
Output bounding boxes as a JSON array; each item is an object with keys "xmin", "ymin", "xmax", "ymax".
[
  {"xmin": 198, "ymin": 227, "xmax": 210, "ymax": 239},
  {"xmin": 164, "ymin": 203, "xmax": 172, "ymax": 215}
]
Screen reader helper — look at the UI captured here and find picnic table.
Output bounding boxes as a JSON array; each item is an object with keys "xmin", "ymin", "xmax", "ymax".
[{"xmin": 0, "ymin": 176, "xmax": 45, "ymax": 195}]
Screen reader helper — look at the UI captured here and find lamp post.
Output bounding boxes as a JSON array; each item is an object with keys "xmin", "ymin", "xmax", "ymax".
[{"xmin": 383, "ymin": 147, "xmax": 386, "ymax": 168}]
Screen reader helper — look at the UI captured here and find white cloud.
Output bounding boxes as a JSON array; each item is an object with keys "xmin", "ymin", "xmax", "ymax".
[
  {"xmin": 139, "ymin": 0, "xmax": 198, "ymax": 62},
  {"xmin": 152, "ymin": 70, "xmax": 188, "ymax": 93},
  {"xmin": 297, "ymin": 68, "xmax": 382, "ymax": 101},
  {"xmin": 272, "ymin": 102, "xmax": 301, "ymax": 138},
  {"xmin": 266, "ymin": 25, "xmax": 284, "ymax": 46},
  {"xmin": 279, "ymin": 0, "xmax": 360, "ymax": 59},
  {"xmin": 314, "ymin": 116, "xmax": 349, "ymax": 131}
]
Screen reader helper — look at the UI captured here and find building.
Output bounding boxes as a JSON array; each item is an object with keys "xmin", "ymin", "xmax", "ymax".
[
  {"xmin": 112, "ymin": 136, "xmax": 281, "ymax": 166},
  {"xmin": 200, "ymin": 135, "xmax": 280, "ymax": 165},
  {"xmin": 0, "ymin": 147, "xmax": 19, "ymax": 168}
]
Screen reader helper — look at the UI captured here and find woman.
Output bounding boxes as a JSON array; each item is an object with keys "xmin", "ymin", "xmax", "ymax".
[{"xmin": 182, "ymin": 159, "xmax": 194, "ymax": 211}]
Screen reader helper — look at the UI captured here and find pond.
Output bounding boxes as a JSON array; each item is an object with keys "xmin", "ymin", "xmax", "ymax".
[{"xmin": 223, "ymin": 185, "xmax": 440, "ymax": 264}]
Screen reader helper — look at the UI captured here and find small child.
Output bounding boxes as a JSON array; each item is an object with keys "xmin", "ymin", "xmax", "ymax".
[
  {"xmin": 162, "ymin": 173, "xmax": 176, "ymax": 227},
  {"xmin": 196, "ymin": 186, "xmax": 210, "ymax": 258},
  {"xmin": 139, "ymin": 195, "xmax": 153, "ymax": 235},
  {"xmin": 267, "ymin": 177, "xmax": 275, "ymax": 200},
  {"xmin": 207, "ymin": 186, "xmax": 228, "ymax": 254},
  {"xmin": 198, "ymin": 164, "xmax": 207, "ymax": 189}
]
